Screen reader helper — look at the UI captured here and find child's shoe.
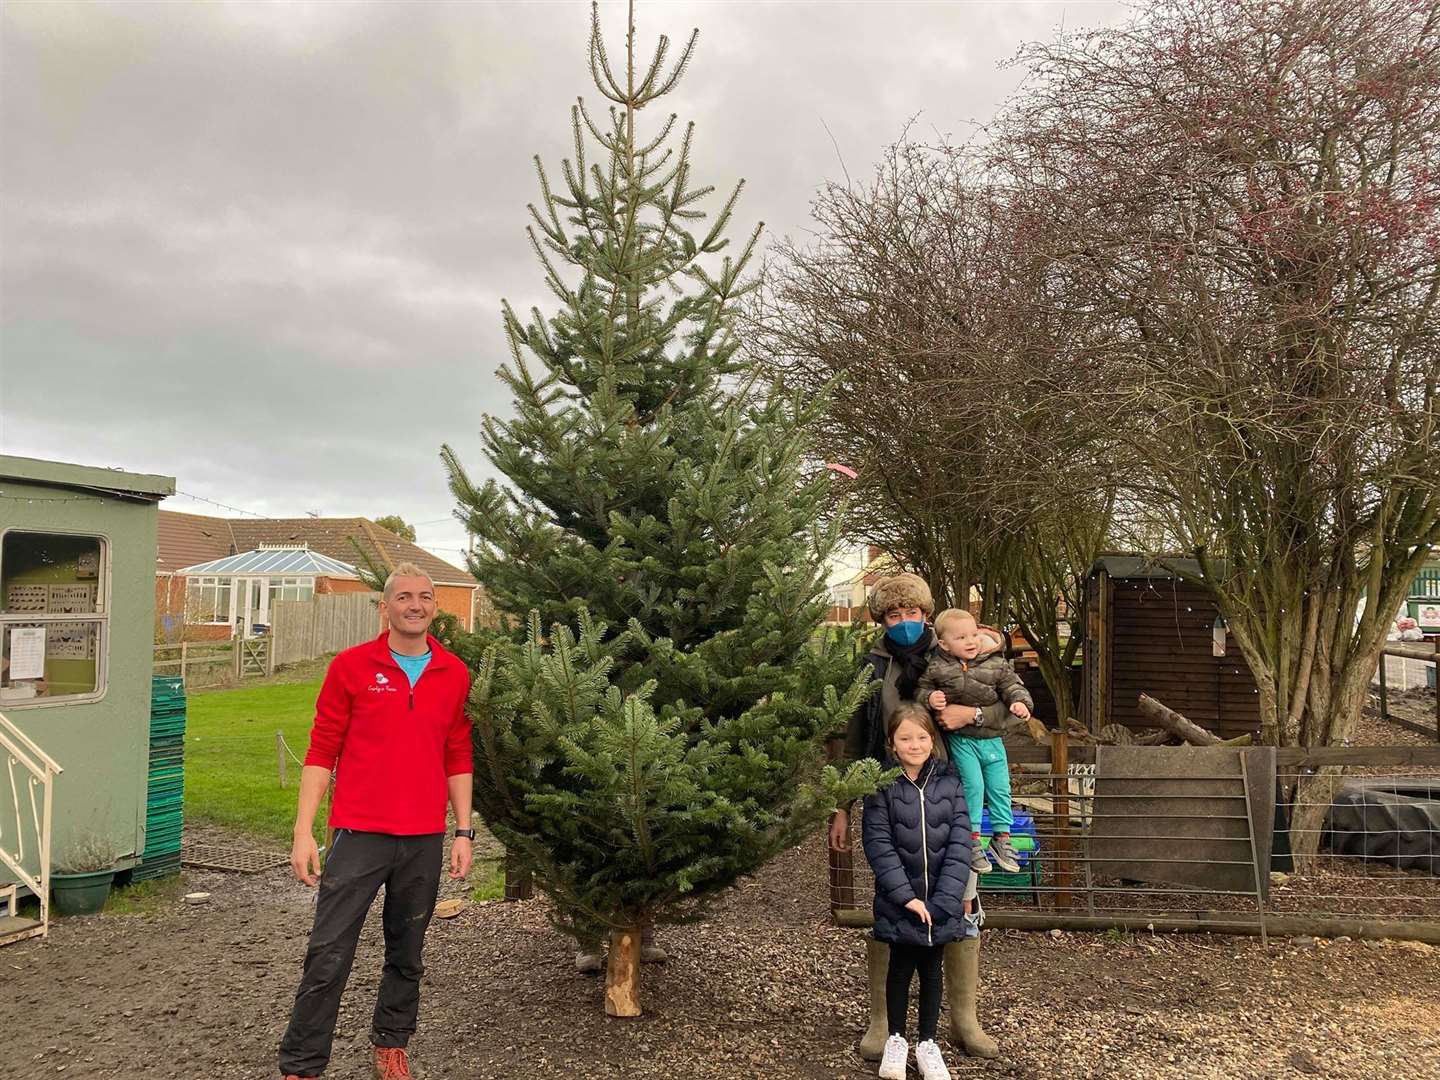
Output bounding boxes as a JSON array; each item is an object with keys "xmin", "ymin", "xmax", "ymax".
[
  {"xmin": 971, "ymin": 836, "xmax": 993, "ymax": 874},
  {"xmin": 878, "ymin": 1034, "xmax": 909, "ymax": 1080},
  {"xmin": 989, "ymin": 833, "xmax": 1021, "ymax": 874},
  {"xmin": 915, "ymin": 1039, "xmax": 952, "ymax": 1080}
]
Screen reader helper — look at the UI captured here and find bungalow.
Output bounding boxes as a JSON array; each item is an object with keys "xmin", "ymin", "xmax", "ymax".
[{"xmin": 155, "ymin": 512, "xmax": 486, "ymax": 638}]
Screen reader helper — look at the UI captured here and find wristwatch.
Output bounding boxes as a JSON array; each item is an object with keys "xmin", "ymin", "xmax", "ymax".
[{"xmin": 453, "ymin": 828, "xmax": 476, "ymax": 840}]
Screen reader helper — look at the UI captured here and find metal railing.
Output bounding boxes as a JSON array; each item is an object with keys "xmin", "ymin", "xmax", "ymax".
[{"xmin": 0, "ymin": 708, "xmax": 63, "ymax": 945}]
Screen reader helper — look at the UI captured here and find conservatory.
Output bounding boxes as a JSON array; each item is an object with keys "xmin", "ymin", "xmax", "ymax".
[{"xmin": 176, "ymin": 544, "xmax": 360, "ymax": 638}]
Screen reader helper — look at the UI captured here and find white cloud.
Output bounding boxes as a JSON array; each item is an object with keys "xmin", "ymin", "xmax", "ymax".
[{"xmin": 0, "ymin": 0, "xmax": 1127, "ymax": 546}]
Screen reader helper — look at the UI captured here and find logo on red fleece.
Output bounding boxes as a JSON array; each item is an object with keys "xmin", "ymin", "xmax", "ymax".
[{"xmin": 369, "ymin": 671, "xmax": 398, "ymax": 693}]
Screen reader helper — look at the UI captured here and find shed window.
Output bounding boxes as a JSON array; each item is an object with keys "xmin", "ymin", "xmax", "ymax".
[{"xmin": 0, "ymin": 531, "xmax": 107, "ymax": 705}]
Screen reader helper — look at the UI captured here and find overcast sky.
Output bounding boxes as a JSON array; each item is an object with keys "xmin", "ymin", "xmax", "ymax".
[{"xmin": 0, "ymin": 0, "xmax": 1125, "ymax": 566}]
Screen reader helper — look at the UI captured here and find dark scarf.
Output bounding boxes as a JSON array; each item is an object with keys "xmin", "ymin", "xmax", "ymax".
[{"xmin": 886, "ymin": 627, "xmax": 934, "ymax": 700}]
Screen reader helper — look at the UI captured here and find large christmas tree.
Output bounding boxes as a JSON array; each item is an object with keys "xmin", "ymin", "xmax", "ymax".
[{"xmin": 442, "ymin": 1, "xmax": 882, "ymax": 1015}]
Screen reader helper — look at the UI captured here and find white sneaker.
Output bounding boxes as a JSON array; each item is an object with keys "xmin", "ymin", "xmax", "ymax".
[
  {"xmin": 915, "ymin": 1038, "xmax": 952, "ymax": 1080},
  {"xmin": 878, "ymin": 1034, "xmax": 908, "ymax": 1080}
]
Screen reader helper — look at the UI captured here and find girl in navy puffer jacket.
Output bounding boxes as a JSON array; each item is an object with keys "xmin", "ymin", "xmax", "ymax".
[{"xmin": 862, "ymin": 702, "xmax": 973, "ymax": 1080}]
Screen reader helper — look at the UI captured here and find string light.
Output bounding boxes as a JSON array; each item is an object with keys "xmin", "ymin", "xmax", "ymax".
[
  {"xmin": 0, "ymin": 486, "xmax": 270, "ymax": 516},
  {"xmin": 0, "ymin": 489, "xmax": 110, "ymax": 504},
  {"xmin": 172, "ymin": 490, "xmax": 266, "ymax": 518}
]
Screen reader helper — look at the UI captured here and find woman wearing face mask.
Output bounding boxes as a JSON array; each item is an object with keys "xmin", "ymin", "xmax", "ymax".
[{"xmin": 831, "ymin": 572, "xmax": 1006, "ymax": 1063}]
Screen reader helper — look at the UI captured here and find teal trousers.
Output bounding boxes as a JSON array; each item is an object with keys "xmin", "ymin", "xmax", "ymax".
[{"xmin": 946, "ymin": 735, "xmax": 1013, "ymax": 834}]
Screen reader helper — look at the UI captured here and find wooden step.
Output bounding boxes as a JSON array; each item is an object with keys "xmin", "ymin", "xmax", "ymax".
[{"xmin": 0, "ymin": 914, "xmax": 44, "ymax": 948}]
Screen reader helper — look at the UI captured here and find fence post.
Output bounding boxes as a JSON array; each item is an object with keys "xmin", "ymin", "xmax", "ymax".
[
  {"xmin": 180, "ymin": 641, "xmax": 189, "ymax": 685},
  {"xmin": 1377, "ymin": 654, "xmax": 1390, "ymax": 720},
  {"xmin": 276, "ymin": 731, "xmax": 287, "ymax": 789},
  {"xmin": 1432, "ymin": 641, "xmax": 1439, "ymax": 743},
  {"xmin": 1050, "ymin": 728, "xmax": 1073, "ymax": 910},
  {"xmin": 824, "ymin": 735, "xmax": 855, "ymax": 914}
]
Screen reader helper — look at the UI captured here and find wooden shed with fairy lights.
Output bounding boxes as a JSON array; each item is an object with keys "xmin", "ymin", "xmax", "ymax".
[{"xmin": 1081, "ymin": 556, "xmax": 1261, "ymax": 740}]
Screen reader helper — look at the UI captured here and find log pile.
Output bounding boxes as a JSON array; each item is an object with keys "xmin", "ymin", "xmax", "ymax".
[{"xmin": 1031, "ymin": 695, "xmax": 1253, "ymax": 748}]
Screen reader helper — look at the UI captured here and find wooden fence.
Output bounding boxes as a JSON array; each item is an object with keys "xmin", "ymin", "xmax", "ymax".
[
  {"xmin": 1376, "ymin": 639, "xmax": 1440, "ymax": 741},
  {"xmin": 269, "ymin": 592, "xmax": 381, "ymax": 669},
  {"xmin": 153, "ymin": 640, "xmax": 235, "ymax": 688}
]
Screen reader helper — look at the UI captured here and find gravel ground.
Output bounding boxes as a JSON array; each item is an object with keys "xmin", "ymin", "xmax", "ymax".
[{"xmin": 5, "ymin": 824, "xmax": 1440, "ymax": 1080}]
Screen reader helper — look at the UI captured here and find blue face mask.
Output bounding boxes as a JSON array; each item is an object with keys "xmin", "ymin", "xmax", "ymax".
[{"xmin": 885, "ymin": 620, "xmax": 926, "ymax": 647}]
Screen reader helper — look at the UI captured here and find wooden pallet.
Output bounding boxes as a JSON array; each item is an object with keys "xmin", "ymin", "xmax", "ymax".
[{"xmin": 0, "ymin": 913, "xmax": 44, "ymax": 948}]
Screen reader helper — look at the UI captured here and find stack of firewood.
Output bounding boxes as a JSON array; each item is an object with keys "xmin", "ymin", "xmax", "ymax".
[{"xmin": 1031, "ymin": 694, "xmax": 1252, "ymax": 748}]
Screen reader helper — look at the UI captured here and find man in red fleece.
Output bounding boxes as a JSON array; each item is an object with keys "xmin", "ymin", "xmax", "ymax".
[{"xmin": 279, "ymin": 563, "xmax": 474, "ymax": 1080}]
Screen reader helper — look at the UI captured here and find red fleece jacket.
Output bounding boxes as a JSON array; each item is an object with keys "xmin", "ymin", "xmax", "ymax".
[{"xmin": 303, "ymin": 632, "xmax": 473, "ymax": 835}]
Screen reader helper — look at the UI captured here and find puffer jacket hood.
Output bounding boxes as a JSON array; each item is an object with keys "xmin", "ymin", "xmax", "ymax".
[{"xmin": 861, "ymin": 756, "xmax": 974, "ymax": 947}]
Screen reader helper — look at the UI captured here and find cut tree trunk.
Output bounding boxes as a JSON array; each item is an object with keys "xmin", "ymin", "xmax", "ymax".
[
  {"xmin": 1136, "ymin": 694, "xmax": 1223, "ymax": 746},
  {"xmin": 604, "ymin": 926, "xmax": 642, "ymax": 1017}
]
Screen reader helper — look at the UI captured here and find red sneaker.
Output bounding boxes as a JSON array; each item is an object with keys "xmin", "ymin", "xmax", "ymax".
[{"xmin": 374, "ymin": 1047, "xmax": 413, "ymax": 1079}]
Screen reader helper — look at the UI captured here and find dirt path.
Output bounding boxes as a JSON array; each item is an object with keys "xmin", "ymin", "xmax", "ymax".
[{"xmin": 5, "ymin": 826, "xmax": 1438, "ymax": 1080}]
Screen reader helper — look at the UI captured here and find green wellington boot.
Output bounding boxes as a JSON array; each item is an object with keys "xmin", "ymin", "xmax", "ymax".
[
  {"xmin": 640, "ymin": 923, "xmax": 668, "ymax": 964},
  {"xmin": 944, "ymin": 936, "xmax": 999, "ymax": 1058},
  {"xmin": 859, "ymin": 937, "xmax": 890, "ymax": 1061}
]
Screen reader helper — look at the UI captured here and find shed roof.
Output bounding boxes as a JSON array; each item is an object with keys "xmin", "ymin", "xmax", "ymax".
[
  {"xmin": 177, "ymin": 547, "xmax": 359, "ymax": 577},
  {"xmin": 1090, "ymin": 555, "xmax": 1205, "ymax": 581},
  {"xmin": 0, "ymin": 453, "xmax": 174, "ymax": 501}
]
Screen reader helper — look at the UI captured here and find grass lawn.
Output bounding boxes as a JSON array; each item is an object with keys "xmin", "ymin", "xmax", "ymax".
[
  {"xmin": 185, "ymin": 677, "xmax": 323, "ymax": 845},
  {"xmin": 104, "ymin": 874, "xmax": 188, "ymax": 915},
  {"xmin": 183, "ymin": 674, "xmax": 506, "ymax": 900}
]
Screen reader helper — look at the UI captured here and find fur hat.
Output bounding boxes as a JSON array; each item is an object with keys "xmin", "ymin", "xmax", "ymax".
[{"xmin": 867, "ymin": 572, "xmax": 935, "ymax": 621}]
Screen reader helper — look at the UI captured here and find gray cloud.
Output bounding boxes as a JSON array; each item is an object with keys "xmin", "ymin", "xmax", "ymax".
[{"xmin": 0, "ymin": 0, "xmax": 1124, "ymax": 560}]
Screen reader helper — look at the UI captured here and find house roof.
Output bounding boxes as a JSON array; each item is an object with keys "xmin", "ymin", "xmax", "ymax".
[
  {"xmin": 156, "ymin": 511, "xmax": 476, "ymax": 587},
  {"xmin": 157, "ymin": 511, "xmax": 235, "ymax": 573},
  {"xmin": 177, "ymin": 547, "xmax": 359, "ymax": 577},
  {"xmin": 0, "ymin": 453, "xmax": 174, "ymax": 501}
]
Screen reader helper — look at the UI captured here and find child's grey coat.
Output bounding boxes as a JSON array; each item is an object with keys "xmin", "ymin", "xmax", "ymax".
[{"xmin": 916, "ymin": 646, "xmax": 1035, "ymax": 742}]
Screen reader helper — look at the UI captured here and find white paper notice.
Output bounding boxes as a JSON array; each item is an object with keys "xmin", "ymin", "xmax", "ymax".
[{"xmin": 9, "ymin": 626, "xmax": 46, "ymax": 680}]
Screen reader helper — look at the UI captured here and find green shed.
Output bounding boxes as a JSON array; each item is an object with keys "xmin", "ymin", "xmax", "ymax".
[{"xmin": 0, "ymin": 454, "xmax": 174, "ymax": 944}]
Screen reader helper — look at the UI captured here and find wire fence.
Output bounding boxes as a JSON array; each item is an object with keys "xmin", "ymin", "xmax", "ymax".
[{"xmin": 830, "ymin": 739, "xmax": 1440, "ymax": 943}]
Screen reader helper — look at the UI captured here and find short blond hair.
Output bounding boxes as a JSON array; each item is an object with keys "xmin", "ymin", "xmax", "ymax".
[
  {"xmin": 383, "ymin": 561, "xmax": 435, "ymax": 600},
  {"xmin": 933, "ymin": 607, "xmax": 977, "ymax": 637}
]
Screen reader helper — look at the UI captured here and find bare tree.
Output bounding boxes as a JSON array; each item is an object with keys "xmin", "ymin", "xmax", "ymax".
[
  {"xmin": 756, "ymin": 143, "xmax": 1008, "ymax": 611},
  {"xmin": 756, "ymin": 143, "xmax": 1120, "ymax": 723},
  {"xmin": 995, "ymin": 0, "xmax": 1440, "ymax": 859}
]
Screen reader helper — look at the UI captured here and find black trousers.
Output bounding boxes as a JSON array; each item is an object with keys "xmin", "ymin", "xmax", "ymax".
[
  {"xmin": 886, "ymin": 941, "xmax": 945, "ymax": 1042},
  {"xmin": 278, "ymin": 830, "xmax": 443, "ymax": 1077}
]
